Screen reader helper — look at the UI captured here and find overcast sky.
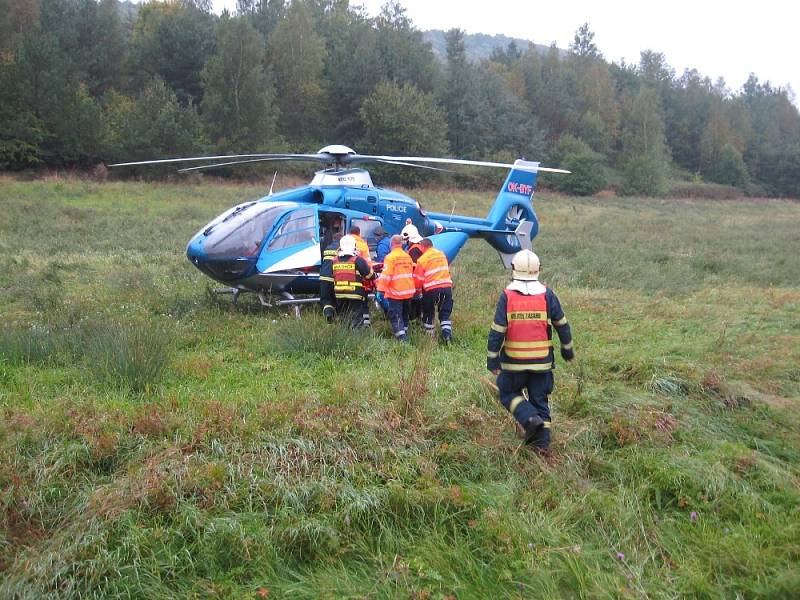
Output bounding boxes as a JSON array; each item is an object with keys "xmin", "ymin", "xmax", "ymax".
[{"xmin": 209, "ymin": 0, "xmax": 796, "ymax": 97}]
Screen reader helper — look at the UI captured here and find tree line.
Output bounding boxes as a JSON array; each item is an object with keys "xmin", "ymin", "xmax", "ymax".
[{"xmin": 1, "ymin": 0, "xmax": 799, "ymax": 197}]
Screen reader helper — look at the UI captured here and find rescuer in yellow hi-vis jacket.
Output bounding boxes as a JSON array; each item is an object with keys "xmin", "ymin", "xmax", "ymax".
[
  {"xmin": 413, "ymin": 238, "xmax": 453, "ymax": 343},
  {"xmin": 332, "ymin": 235, "xmax": 375, "ymax": 328},
  {"xmin": 376, "ymin": 235, "xmax": 415, "ymax": 342},
  {"xmin": 487, "ymin": 250, "xmax": 574, "ymax": 453},
  {"xmin": 349, "ymin": 225, "xmax": 372, "ymax": 265}
]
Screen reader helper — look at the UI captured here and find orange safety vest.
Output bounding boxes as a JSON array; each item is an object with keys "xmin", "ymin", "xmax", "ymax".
[
  {"xmin": 353, "ymin": 234, "xmax": 371, "ymax": 264},
  {"xmin": 377, "ymin": 247, "xmax": 415, "ymax": 300},
  {"xmin": 503, "ymin": 289, "xmax": 553, "ymax": 370},
  {"xmin": 332, "ymin": 256, "xmax": 365, "ymax": 300},
  {"xmin": 413, "ymin": 247, "xmax": 452, "ymax": 292}
]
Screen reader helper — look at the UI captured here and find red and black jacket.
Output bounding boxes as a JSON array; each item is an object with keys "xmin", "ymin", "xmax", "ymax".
[
  {"xmin": 332, "ymin": 255, "xmax": 375, "ymax": 300},
  {"xmin": 487, "ymin": 284, "xmax": 573, "ymax": 372}
]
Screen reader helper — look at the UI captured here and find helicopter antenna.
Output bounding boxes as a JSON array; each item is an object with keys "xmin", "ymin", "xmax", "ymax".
[{"xmin": 268, "ymin": 171, "xmax": 278, "ymax": 196}]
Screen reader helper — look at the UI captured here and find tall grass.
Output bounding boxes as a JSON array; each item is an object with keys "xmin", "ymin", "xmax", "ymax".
[
  {"xmin": 0, "ymin": 324, "xmax": 66, "ymax": 365},
  {"xmin": 82, "ymin": 320, "xmax": 172, "ymax": 394},
  {"xmin": 0, "ymin": 318, "xmax": 172, "ymax": 394},
  {"xmin": 1, "ymin": 180, "xmax": 799, "ymax": 598}
]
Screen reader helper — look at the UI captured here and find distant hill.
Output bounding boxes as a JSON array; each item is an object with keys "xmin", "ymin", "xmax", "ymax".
[
  {"xmin": 422, "ymin": 30, "xmax": 559, "ymax": 63},
  {"xmin": 117, "ymin": 0, "xmax": 139, "ymax": 26}
]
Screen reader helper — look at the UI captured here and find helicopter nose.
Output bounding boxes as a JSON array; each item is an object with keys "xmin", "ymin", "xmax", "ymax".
[
  {"xmin": 186, "ymin": 237, "xmax": 202, "ymax": 262},
  {"xmin": 186, "ymin": 235, "xmax": 207, "ymax": 266}
]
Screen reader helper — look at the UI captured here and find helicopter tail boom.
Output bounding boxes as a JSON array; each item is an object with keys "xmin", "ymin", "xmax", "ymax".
[{"xmin": 426, "ymin": 160, "xmax": 541, "ymax": 262}]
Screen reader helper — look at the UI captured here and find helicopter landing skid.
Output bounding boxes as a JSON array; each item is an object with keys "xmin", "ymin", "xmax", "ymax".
[
  {"xmin": 214, "ymin": 287, "xmax": 242, "ymax": 303},
  {"xmin": 212, "ymin": 288, "xmax": 376, "ymax": 321},
  {"xmin": 213, "ymin": 287, "xmax": 306, "ymax": 318},
  {"xmin": 261, "ymin": 291, "xmax": 316, "ymax": 319}
]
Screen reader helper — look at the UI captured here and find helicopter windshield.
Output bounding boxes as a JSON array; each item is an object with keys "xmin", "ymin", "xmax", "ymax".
[{"xmin": 203, "ymin": 202, "xmax": 294, "ymax": 259}]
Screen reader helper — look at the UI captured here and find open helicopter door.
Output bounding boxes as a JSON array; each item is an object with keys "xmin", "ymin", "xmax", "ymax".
[{"xmin": 256, "ymin": 206, "xmax": 321, "ymax": 275}]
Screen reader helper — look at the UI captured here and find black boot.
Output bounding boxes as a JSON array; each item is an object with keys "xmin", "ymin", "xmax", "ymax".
[
  {"xmin": 523, "ymin": 416, "xmax": 544, "ymax": 445},
  {"xmin": 528, "ymin": 424, "xmax": 551, "ymax": 455}
]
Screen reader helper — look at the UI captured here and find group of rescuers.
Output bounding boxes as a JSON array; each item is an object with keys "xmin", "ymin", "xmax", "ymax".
[{"xmin": 319, "ymin": 223, "xmax": 575, "ymax": 454}]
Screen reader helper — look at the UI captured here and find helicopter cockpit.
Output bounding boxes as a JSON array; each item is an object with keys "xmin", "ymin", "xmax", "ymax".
[{"xmin": 201, "ymin": 201, "xmax": 295, "ymax": 260}]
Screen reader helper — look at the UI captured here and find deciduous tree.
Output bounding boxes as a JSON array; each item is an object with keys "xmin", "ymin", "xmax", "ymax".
[
  {"xmin": 201, "ymin": 15, "xmax": 280, "ymax": 152},
  {"xmin": 358, "ymin": 81, "xmax": 447, "ymax": 185},
  {"xmin": 268, "ymin": 0, "xmax": 328, "ymax": 145}
]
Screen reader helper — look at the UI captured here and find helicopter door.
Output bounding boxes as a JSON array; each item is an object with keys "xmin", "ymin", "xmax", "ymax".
[
  {"xmin": 319, "ymin": 211, "xmax": 346, "ymax": 250},
  {"xmin": 258, "ymin": 206, "xmax": 321, "ymax": 274},
  {"xmin": 350, "ymin": 217, "xmax": 384, "ymax": 257}
]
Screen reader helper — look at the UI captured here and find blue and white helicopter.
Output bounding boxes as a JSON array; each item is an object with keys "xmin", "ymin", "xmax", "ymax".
[{"xmin": 112, "ymin": 145, "xmax": 568, "ymax": 309}]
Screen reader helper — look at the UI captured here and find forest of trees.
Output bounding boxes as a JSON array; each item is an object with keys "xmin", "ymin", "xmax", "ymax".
[{"xmin": 1, "ymin": 0, "xmax": 799, "ymax": 197}]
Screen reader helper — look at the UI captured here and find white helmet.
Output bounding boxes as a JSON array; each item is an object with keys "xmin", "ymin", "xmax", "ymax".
[
  {"xmin": 401, "ymin": 224, "xmax": 422, "ymax": 243},
  {"xmin": 338, "ymin": 235, "xmax": 357, "ymax": 256},
  {"xmin": 511, "ymin": 250, "xmax": 540, "ymax": 281}
]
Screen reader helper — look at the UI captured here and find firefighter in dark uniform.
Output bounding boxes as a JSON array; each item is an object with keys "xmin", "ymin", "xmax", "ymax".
[
  {"xmin": 487, "ymin": 250, "xmax": 574, "ymax": 453},
  {"xmin": 332, "ymin": 235, "xmax": 376, "ymax": 327},
  {"xmin": 319, "ymin": 233, "xmax": 342, "ymax": 322}
]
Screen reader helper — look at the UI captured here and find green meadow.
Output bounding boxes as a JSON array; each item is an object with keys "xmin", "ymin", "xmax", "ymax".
[{"xmin": 1, "ymin": 177, "xmax": 799, "ymax": 598}]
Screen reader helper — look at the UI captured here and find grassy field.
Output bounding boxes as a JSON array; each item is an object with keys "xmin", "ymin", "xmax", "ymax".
[{"xmin": 1, "ymin": 177, "xmax": 799, "ymax": 598}]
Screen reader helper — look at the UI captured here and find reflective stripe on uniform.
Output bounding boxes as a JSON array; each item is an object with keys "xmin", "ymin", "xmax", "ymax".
[
  {"xmin": 553, "ymin": 316, "xmax": 568, "ymax": 326},
  {"xmin": 508, "ymin": 395, "xmax": 525, "ymax": 415},
  {"xmin": 424, "ymin": 279, "xmax": 452, "ymax": 290},
  {"xmin": 441, "ymin": 320, "xmax": 452, "ymax": 331},
  {"xmin": 503, "ymin": 340, "xmax": 552, "ymax": 359},
  {"xmin": 487, "ymin": 350, "xmax": 499, "ymax": 358},
  {"xmin": 504, "ymin": 340, "xmax": 552, "ymax": 349},
  {"xmin": 500, "ymin": 361, "xmax": 553, "ymax": 372},
  {"xmin": 337, "ymin": 293, "xmax": 364, "ymax": 300},
  {"xmin": 390, "ymin": 288, "xmax": 416, "ymax": 298},
  {"xmin": 319, "ymin": 276, "xmax": 334, "ymax": 282},
  {"xmin": 504, "ymin": 347, "xmax": 551, "ymax": 359},
  {"xmin": 491, "ymin": 323, "xmax": 507, "ymax": 333},
  {"xmin": 394, "ymin": 329, "xmax": 407, "ymax": 338},
  {"xmin": 424, "ymin": 265, "xmax": 448, "ymax": 276},
  {"xmin": 562, "ymin": 341, "xmax": 573, "ymax": 350},
  {"xmin": 542, "ymin": 421, "xmax": 551, "ymax": 429},
  {"xmin": 390, "ymin": 273, "xmax": 414, "ymax": 280},
  {"xmin": 507, "ymin": 311, "xmax": 547, "ymax": 321}
]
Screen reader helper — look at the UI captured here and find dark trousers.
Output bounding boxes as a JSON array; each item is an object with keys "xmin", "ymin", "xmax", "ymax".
[
  {"xmin": 497, "ymin": 370, "xmax": 554, "ymax": 447},
  {"xmin": 409, "ymin": 297, "xmax": 423, "ymax": 322},
  {"xmin": 320, "ymin": 281, "xmax": 335, "ymax": 319},
  {"xmin": 422, "ymin": 287, "xmax": 453, "ymax": 339},
  {"xmin": 336, "ymin": 297, "xmax": 368, "ymax": 328},
  {"xmin": 387, "ymin": 298, "xmax": 410, "ymax": 340}
]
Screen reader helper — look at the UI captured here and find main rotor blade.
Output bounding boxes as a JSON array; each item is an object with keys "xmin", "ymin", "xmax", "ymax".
[
  {"xmin": 351, "ymin": 154, "xmax": 570, "ymax": 174},
  {"xmin": 177, "ymin": 156, "xmax": 320, "ymax": 172},
  {"xmin": 110, "ymin": 153, "xmax": 331, "ymax": 168},
  {"xmin": 375, "ymin": 159, "xmax": 455, "ymax": 173}
]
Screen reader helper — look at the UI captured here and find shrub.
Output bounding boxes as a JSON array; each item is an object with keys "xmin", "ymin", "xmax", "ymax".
[
  {"xmin": 622, "ymin": 153, "xmax": 669, "ymax": 196},
  {"xmin": 550, "ymin": 135, "xmax": 609, "ymax": 196}
]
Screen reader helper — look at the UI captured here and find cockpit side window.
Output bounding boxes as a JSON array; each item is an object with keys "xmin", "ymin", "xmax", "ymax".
[{"xmin": 267, "ymin": 208, "xmax": 317, "ymax": 250}]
